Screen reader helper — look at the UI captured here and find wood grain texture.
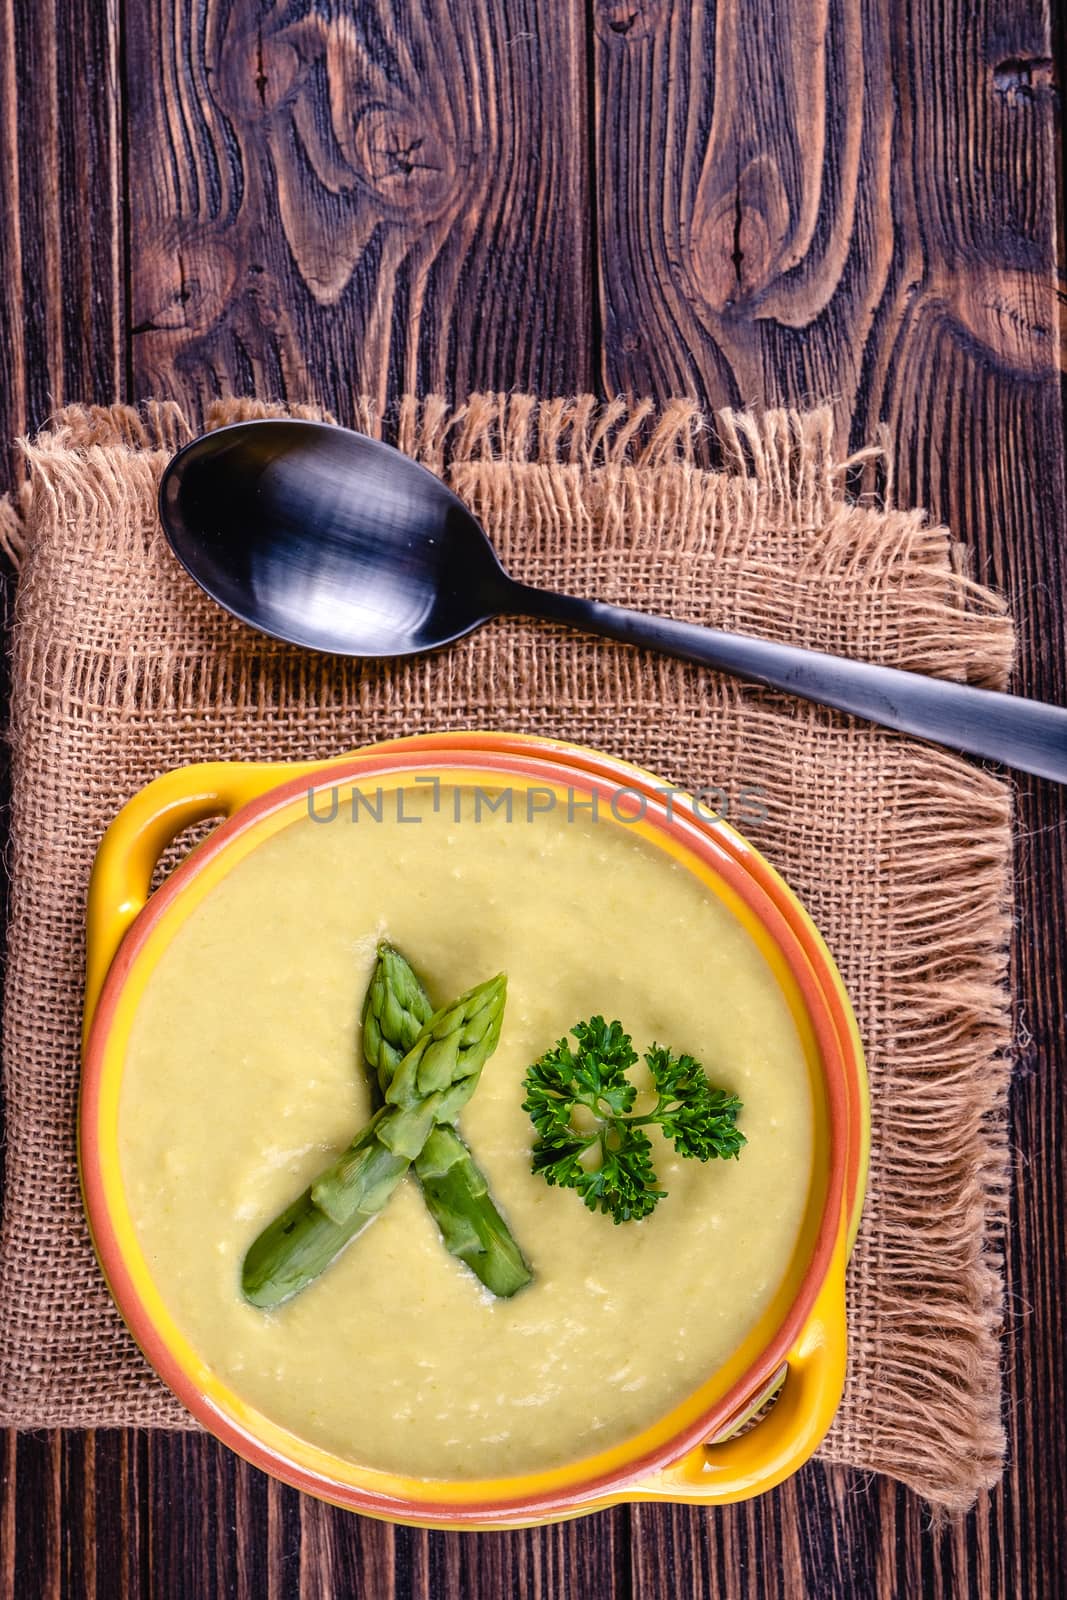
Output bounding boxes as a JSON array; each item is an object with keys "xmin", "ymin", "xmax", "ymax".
[
  {"xmin": 1, "ymin": 0, "xmax": 1065, "ymax": 1595},
  {"xmin": 125, "ymin": 0, "xmax": 591, "ymax": 420},
  {"xmin": 594, "ymin": 0, "xmax": 897, "ymax": 429},
  {"xmin": 0, "ymin": 0, "xmax": 124, "ymax": 485}
]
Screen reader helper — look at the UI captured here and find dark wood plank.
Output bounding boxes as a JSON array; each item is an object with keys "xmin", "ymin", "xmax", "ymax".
[
  {"xmin": 125, "ymin": 0, "xmax": 592, "ymax": 423},
  {"xmin": 597, "ymin": 0, "xmax": 1065, "ymax": 1596},
  {"xmin": 0, "ymin": 0, "xmax": 124, "ymax": 493},
  {"xmin": 9, "ymin": 1432, "xmax": 61, "ymax": 1600},
  {"xmin": 0, "ymin": 1432, "xmax": 13, "ymax": 1599},
  {"xmin": 594, "ymin": 0, "xmax": 897, "ymax": 431},
  {"xmin": 92, "ymin": 1433, "xmax": 148, "ymax": 1600},
  {"xmin": 0, "ymin": 1, "xmax": 127, "ymax": 1593}
]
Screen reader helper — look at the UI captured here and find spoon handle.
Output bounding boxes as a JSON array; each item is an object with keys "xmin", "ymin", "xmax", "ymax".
[{"xmin": 509, "ymin": 585, "xmax": 1067, "ymax": 783}]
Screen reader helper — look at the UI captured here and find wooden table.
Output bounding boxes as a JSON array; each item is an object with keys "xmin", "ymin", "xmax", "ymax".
[{"xmin": 1, "ymin": 3, "xmax": 1063, "ymax": 1596}]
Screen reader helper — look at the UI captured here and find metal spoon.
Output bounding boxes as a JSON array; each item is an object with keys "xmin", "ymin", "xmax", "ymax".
[{"xmin": 159, "ymin": 418, "xmax": 1067, "ymax": 783}]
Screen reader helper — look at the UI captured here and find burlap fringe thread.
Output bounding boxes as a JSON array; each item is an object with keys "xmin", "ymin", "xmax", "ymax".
[
  {"xmin": 8, "ymin": 393, "xmax": 1004, "ymax": 636},
  {"xmin": 0, "ymin": 395, "xmax": 1014, "ymax": 1516},
  {"xmin": 15, "ymin": 390, "xmax": 846, "ymax": 492}
]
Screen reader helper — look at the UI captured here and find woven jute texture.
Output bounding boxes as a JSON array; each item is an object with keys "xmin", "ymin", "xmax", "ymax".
[{"xmin": 0, "ymin": 395, "xmax": 1015, "ymax": 1511}]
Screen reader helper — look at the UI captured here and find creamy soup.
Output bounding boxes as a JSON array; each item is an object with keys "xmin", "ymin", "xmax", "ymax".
[{"xmin": 119, "ymin": 781, "xmax": 814, "ymax": 1480}]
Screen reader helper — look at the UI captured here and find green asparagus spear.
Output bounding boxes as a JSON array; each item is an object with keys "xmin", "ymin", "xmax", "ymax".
[
  {"xmin": 241, "ymin": 974, "xmax": 507, "ymax": 1308},
  {"xmin": 416, "ymin": 1126, "xmax": 533, "ymax": 1296},
  {"xmin": 241, "ymin": 1169, "xmax": 396, "ymax": 1309},
  {"xmin": 311, "ymin": 972, "xmax": 506, "ymax": 1226},
  {"xmin": 241, "ymin": 1104, "xmax": 413, "ymax": 1309},
  {"xmin": 364, "ymin": 945, "xmax": 532, "ymax": 1297},
  {"xmin": 362, "ymin": 944, "xmax": 434, "ymax": 1087}
]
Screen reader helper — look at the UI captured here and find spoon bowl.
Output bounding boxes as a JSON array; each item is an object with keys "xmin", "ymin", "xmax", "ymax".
[
  {"xmin": 161, "ymin": 420, "xmax": 508, "ymax": 656},
  {"xmin": 159, "ymin": 418, "xmax": 1067, "ymax": 784}
]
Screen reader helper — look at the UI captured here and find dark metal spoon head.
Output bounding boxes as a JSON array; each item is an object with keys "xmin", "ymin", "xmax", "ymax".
[{"xmin": 158, "ymin": 419, "xmax": 510, "ymax": 657}]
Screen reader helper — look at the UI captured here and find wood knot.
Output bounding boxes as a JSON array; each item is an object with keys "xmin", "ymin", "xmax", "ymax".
[
  {"xmin": 131, "ymin": 229, "xmax": 238, "ymax": 336},
  {"xmin": 595, "ymin": 0, "xmax": 666, "ymax": 42},
  {"xmin": 992, "ymin": 55, "xmax": 1056, "ymax": 106},
  {"xmin": 688, "ymin": 156, "xmax": 790, "ymax": 314},
  {"xmin": 943, "ymin": 264, "xmax": 1058, "ymax": 378},
  {"xmin": 220, "ymin": 24, "xmax": 305, "ymax": 114},
  {"xmin": 347, "ymin": 103, "xmax": 459, "ymax": 221}
]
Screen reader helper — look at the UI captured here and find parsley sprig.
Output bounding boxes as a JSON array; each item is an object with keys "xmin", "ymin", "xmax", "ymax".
[{"xmin": 523, "ymin": 1017, "xmax": 746, "ymax": 1224}]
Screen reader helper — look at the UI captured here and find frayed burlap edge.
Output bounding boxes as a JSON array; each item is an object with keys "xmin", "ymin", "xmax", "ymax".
[
  {"xmin": 7, "ymin": 393, "xmax": 1015, "ymax": 650},
  {"xmin": 0, "ymin": 395, "xmax": 1015, "ymax": 1514}
]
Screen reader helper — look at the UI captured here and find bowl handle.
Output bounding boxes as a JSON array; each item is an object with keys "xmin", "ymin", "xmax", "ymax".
[
  {"xmin": 84, "ymin": 760, "xmax": 319, "ymax": 1036},
  {"xmin": 627, "ymin": 1242, "xmax": 847, "ymax": 1506}
]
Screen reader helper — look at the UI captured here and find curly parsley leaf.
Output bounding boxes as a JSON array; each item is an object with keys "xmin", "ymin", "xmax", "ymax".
[
  {"xmin": 523, "ymin": 1020, "xmax": 746, "ymax": 1224},
  {"xmin": 523, "ymin": 1015, "xmax": 638, "ymax": 1137},
  {"xmin": 644, "ymin": 1046, "xmax": 747, "ymax": 1161},
  {"xmin": 530, "ymin": 1122, "xmax": 663, "ymax": 1222}
]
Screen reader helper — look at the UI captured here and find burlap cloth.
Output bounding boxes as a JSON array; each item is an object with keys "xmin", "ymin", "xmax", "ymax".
[{"xmin": 0, "ymin": 395, "xmax": 1015, "ymax": 1512}]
